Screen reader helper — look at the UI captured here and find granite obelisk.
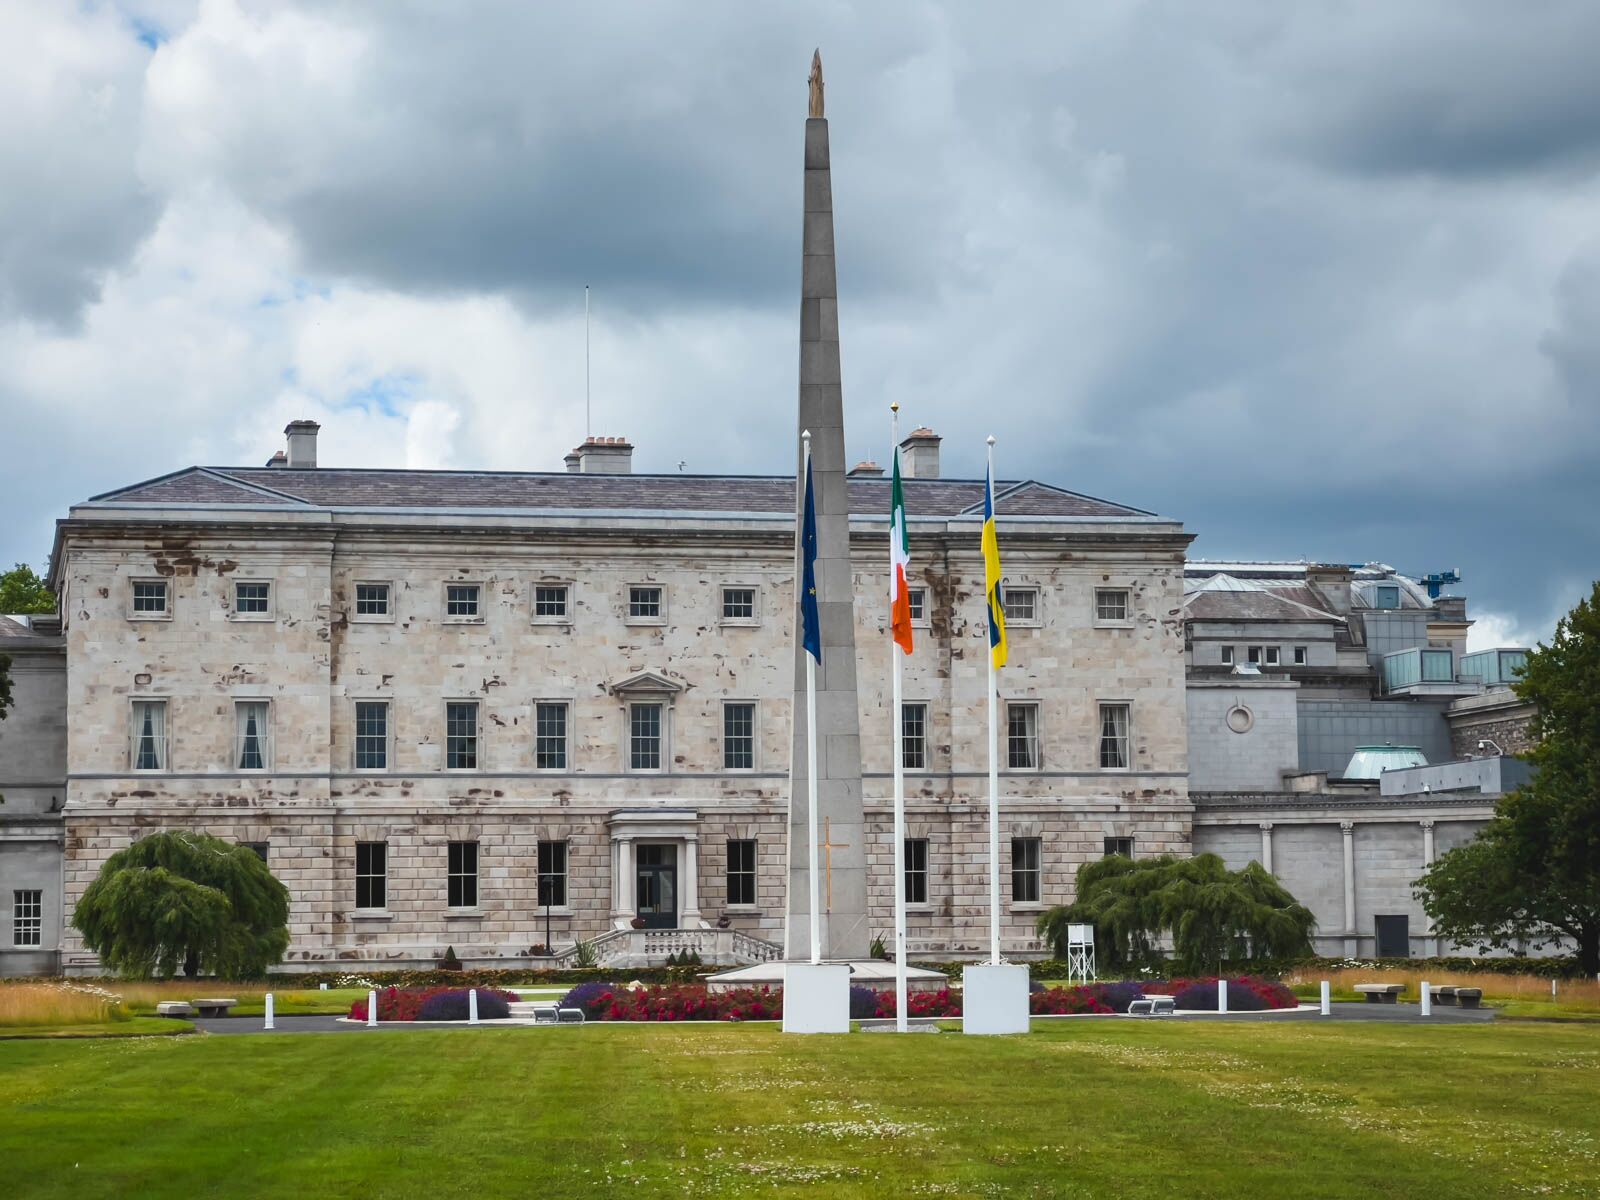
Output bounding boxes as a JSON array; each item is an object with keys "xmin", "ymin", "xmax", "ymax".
[{"xmin": 786, "ymin": 51, "xmax": 868, "ymax": 962}]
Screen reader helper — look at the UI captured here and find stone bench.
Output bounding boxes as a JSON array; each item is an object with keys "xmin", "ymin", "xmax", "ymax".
[
  {"xmin": 155, "ymin": 1001, "xmax": 193, "ymax": 1018},
  {"xmin": 191, "ymin": 998, "xmax": 239, "ymax": 1018},
  {"xmin": 1455, "ymin": 987, "xmax": 1483, "ymax": 1010},
  {"xmin": 1355, "ymin": 984, "xmax": 1404, "ymax": 1004},
  {"xmin": 1127, "ymin": 996, "xmax": 1175, "ymax": 1017},
  {"xmin": 557, "ymin": 1007, "xmax": 586, "ymax": 1024},
  {"xmin": 1433, "ymin": 986, "xmax": 1458, "ymax": 1006}
]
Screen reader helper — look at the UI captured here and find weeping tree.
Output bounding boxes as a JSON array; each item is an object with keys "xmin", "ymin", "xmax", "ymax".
[
  {"xmin": 73, "ymin": 831, "xmax": 291, "ymax": 978},
  {"xmin": 1038, "ymin": 853, "xmax": 1316, "ymax": 973}
]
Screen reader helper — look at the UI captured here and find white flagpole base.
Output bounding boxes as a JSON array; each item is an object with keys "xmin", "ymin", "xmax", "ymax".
[
  {"xmin": 962, "ymin": 963, "xmax": 1031, "ymax": 1035},
  {"xmin": 782, "ymin": 962, "xmax": 852, "ymax": 1034}
]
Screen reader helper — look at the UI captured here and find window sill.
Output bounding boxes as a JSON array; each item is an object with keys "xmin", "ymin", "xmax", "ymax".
[
  {"xmin": 624, "ymin": 619, "xmax": 667, "ymax": 628},
  {"xmin": 351, "ymin": 614, "xmax": 395, "ymax": 624},
  {"xmin": 1009, "ymin": 903, "xmax": 1047, "ymax": 914},
  {"xmin": 717, "ymin": 619, "xmax": 760, "ymax": 629},
  {"xmin": 350, "ymin": 910, "xmax": 393, "ymax": 922},
  {"xmin": 229, "ymin": 614, "xmax": 275, "ymax": 623},
  {"xmin": 442, "ymin": 618, "xmax": 485, "ymax": 626},
  {"xmin": 1093, "ymin": 620, "xmax": 1135, "ymax": 630},
  {"xmin": 128, "ymin": 614, "xmax": 173, "ymax": 623},
  {"xmin": 531, "ymin": 618, "xmax": 573, "ymax": 627}
]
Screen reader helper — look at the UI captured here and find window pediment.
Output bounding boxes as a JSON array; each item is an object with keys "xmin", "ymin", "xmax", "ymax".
[{"xmin": 608, "ymin": 670, "xmax": 687, "ymax": 698}]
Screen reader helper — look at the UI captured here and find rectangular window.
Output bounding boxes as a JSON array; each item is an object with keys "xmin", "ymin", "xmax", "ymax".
[
  {"xmin": 629, "ymin": 703, "xmax": 662, "ymax": 771},
  {"xmin": 354, "ymin": 582, "xmax": 391, "ymax": 617},
  {"xmin": 448, "ymin": 841, "xmax": 478, "ymax": 908},
  {"xmin": 1003, "ymin": 587, "xmax": 1037, "ymax": 623},
  {"xmin": 534, "ymin": 584, "xmax": 569, "ymax": 619},
  {"xmin": 907, "ymin": 587, "xmax": 927, "ymax": 622},
  {"xmin": 1264, "ymin": 646, "xmax": 1281, "ymax": 666},
  {"xmin": 1007, "ymin": 703, "xmax": 1039, "ymax": 769},
  {"xmin": 446, "ymin": 584, "xmax": 481, "ymax": 618},
  {"xmin": 628, "ymin": 585, "xmax": 663, "ymax": 620},
  {"xmin": 242, "ymin": 842, "xmax": 269, "ymax": 862},
  {"xmin": 1099, "ymin": 703, "xmax": 1131, "ymax": 770},
  {"xmin": 233, "ymin": 581, "xmax": 271, "ymax": 616},
  {"xmin": 727, "ymin": 839, "xmax": 757, "ymax": 906},
  {"xmin": 131, "ymin": 580, "xmax": 168, "ymax": 615},
  {"xmin": 131, "ymin": 699, "xmax": 168, "ymax": 771},
  {"xmin": 721, "ymin": 587, "xmax": 756, "ymax": 621},
  {"xmin": 1220, "ymin": 645, "xmax": 1235, "ymax": 666},
  {"xmin": 234, "ymin": 700, "xmax": 271, "ymax": 771},
  {"xmin": 1293, "ymin": 645, "xmax": 1308, "ymax": 665},
  {"xmin": 723, "ymin": 702, "xmax": 756, "ymax": 770},
  {"xmin": 1375, "ymin": 585, "xmax": 1401, "ymax": 610},
  {"xmin": 1095, "ymin": 588, "xmax": 1129, "ymax": 621},
  {"xmin": 446, "ymin": 701, "xmax": 479, "ymax": 770},
  {"xmin": 535, "ymin": 702, "xmax": 568, "ymax": 770},
  {"xmin": 901, "ymin": 702, "xmax": 928, "ymax": 770},
  {"xmin": 354, "ymin": 701, "xmax": 389, "ymax": 770},
  {"xmin": 904, "ymin": 838, "xmax": 929, "ymax": 905},
  {"xmin": 1104, "ymin": 837, "xmax": 1134, "ymax": 859},
  {"xmin": 355, "ymin": 842, "xmax": 387, "ymax": 909},
  {"xmin": 1247, "ymin": 646, "xmax": 1263, "ymax": 664},
  {"xmin": 12, "ymin": 890, "xmax": 42, "ymax": 947},
  {"xmin": 1011, "ymin": 837, "xmax": 1041, "ymax": 904},
  {"xmin": 537, "ymin": 840, "xmax": 568, "ymax": 907}
]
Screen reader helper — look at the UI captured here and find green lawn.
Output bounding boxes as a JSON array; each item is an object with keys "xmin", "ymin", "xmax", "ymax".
[
  {"xmin": 0, "ymin": 1016, "xmax": 190, "ymax": 1040},
  {"xmin": 3, "ymin": 1021, "xmax": 1598, "ymax": 1198}
]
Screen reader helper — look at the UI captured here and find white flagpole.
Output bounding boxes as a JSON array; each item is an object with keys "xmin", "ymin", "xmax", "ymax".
[
  {"xmin": 804, "ymin": 430, "xmax": 822, "ymax": 965},
  {"xmin": 891, "ymin": 405, "xmax": 908, "ymax": 1032},
  {"xmin": 986, "ymin": 435, "xmax": 1002, "ymax": 966}
]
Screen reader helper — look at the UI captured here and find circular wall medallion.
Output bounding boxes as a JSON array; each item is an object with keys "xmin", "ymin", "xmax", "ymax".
[{"xmin": 1225, "ymin": 704, "xmax": 1254, "ymax": 734}]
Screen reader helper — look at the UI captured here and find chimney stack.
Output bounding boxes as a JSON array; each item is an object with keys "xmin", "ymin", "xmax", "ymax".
[
  {"xmin": 265, "ymin": 450, "xmax": 288, "ymax": 468},
  {"xmin": 1305, "ymin": 564, "xmax": 1353, "ymax": 616},
  {"xmin": 284, "ymin": 420, "xmax": 320, "ymax": 469},
  {"xmin": 847, "ymin": 460, "xmax": 884, "ymax": 478},
  {"xmin": 572, "ymin": 436, "xmax": 633, "ymax": 474},
  {"xmin": 899, "ymin": 427, "xmax": 941, "ymax": 479}
]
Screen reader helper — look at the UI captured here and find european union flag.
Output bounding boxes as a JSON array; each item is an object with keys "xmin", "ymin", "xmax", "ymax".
[{"xmin": 801, "ymin": 454, "xmax": 822, "ymax": 663}]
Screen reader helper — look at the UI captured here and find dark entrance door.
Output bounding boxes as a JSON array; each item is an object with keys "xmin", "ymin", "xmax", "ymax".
[
  {"xmin": 1374, "ymin": 914, "xmax": 1410, "ymax": 958},
  {"xmin": 636, "ymin": 844, "xmax": 677, "ymax": 929}
]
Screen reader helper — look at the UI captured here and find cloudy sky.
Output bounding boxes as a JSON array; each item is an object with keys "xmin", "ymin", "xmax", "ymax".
[{"xmin": 3, "ymin": 1, "xmax": 1597, "ymax": 645}]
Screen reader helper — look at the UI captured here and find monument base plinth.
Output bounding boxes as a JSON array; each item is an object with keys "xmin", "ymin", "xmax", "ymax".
[
  {"xmin": 781, "ymin": 962, "xmax": 851, "ymax": 1034},
  {"xmin": 962, "ymin": 963, "xmax": 1031, "ymax": 1035}
]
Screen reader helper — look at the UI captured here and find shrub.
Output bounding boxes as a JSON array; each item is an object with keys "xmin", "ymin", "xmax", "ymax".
[
  {"xmin": 415, "ymin": 988, "xmax": 513, "ymax": 1021},
  {"xmin": 1160, "ymin": 976, "xmax": 1297, "ymax": 1011},
  {"xmin": 1030, "ymin": 986, "xmax": 1113, "ymax": 1015},
  {"xmin": 872, "ymin": 988, "xmax": 962, "ymax": 1019},
  {"xmin": 348, "ymin": 985, "xmax": 517, "ymax": 1022},
  {"xmin": 440, "ymin": 946, "xmax": 463, "ymax": 972},
  {"xmin": 1082, "ymin": 981, "xmax": 1145, "ymax": 1013},
  {"xmin": 589, "ymin": 984, "xmax": 781, "ymax": 1022},
  {"xmin": 849, "ymin": 986, "xmax": 879, "ymax": 1019},
  {"xmin": 560, "ymin": 980, "xmax": 623, "ymax": 1018},
  {"xmin": 1029, "ymin": 978, "xmax": 1046, "ymax": 994}
]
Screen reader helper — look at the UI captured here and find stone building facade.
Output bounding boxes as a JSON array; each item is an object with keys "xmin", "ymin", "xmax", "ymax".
[{"xmin": 33, "ymin": 424, "xmax": 1192, "ymax": 973}]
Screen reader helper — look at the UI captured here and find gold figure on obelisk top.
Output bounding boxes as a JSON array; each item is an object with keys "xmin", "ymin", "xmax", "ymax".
[{"xmin": 808, "ymin": 49, "xmax": 824, "ymax": 118}]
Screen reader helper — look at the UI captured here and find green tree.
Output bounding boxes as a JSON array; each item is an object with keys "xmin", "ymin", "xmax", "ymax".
[
  {"xmin": 1037, "ymin": 853, "xmax": 1316, "ymax": 974},
  {"xmin": 72, "ymin": 831, "xmax": 291, "ymax": 978},
  {"xmin": 0, "ymin": 563, "xmax": 53, "ymax": 614},
  {"xmin": 1416, "ymin": 580, "xmax": 1600, "ymax": 974}
]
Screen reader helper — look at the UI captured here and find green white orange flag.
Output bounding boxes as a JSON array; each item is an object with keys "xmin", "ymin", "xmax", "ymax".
[{"xmin": 890, "ymin": 443, "xmax": 913, "ymax": 655}]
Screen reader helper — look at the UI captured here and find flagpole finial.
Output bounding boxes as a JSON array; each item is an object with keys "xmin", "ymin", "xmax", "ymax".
[
  {"xmin": 890, "ymin": 402, "xmax": 899, "ymax": 414},
  {"xmin": 987, "ymin": 435, "xmax": 996, "ymax": 446},
  {"xmin": 802, "ymin": 429, "xmax": 811, "ymax": 442}
]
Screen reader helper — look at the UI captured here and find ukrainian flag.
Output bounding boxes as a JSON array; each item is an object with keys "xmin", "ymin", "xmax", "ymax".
[{"xmin": 983, "ymin": 465, "xmax": 1007, "ymax": 669}]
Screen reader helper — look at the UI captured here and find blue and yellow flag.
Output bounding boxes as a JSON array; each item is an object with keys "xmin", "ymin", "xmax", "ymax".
[
  {"xmin": 983, "ymin": 465, "xmax": 1007, "ymax": 669},
  {"xmin": 800, "ymin": 451, "xmax": 822, "ymax": 663}
]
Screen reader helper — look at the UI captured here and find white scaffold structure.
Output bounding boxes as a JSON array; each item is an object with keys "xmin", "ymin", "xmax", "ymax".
[{"xmin": 1066, "ymin": 923, "xmax": 1097, "ymax": 985}]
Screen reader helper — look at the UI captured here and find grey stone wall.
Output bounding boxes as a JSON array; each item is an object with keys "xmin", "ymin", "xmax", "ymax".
[
  {"xmin": 0, "ymin": 629, "xmax": 65, "ymax": 976},
  {"xmin": 1187, "ymin": 680, "xmax": 1298, "ymax": 791}
]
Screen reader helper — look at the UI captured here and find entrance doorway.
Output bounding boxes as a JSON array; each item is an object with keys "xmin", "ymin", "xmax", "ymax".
[
  {"xmin": 1374, "ymin": 914, "xmax": 1410, "ymax": 958},
  {"xmin": 636, "ymin": 844, "xmax": 678, "ymax": 929}
]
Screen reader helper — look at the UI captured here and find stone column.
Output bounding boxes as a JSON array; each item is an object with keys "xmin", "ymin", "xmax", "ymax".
[
  {"xmin": 1420, "ymin": 820, "xmax": 1437, "ymax": 956},
  {"xmin": 1340, "ymin": 821, "xmax": 1357, "ymax": 955},
  {"xmin": 1259, "ymin": 822, "xmax": 1274, "ymax": 875},
  {"xmin": 681, "ymin": 838, "xmax": 702, "ymax": 926},
  {"xmin": 787, "ymin": 109, "xmax": 867, "ymax": 961},
  {"xmin": 612, "ymin": 837, "xmax": 635, "ymax": 925}
]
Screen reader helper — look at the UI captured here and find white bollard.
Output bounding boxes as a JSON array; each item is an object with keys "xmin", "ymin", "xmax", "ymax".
[
  {"xmin": 366, "ymin": 989, "xmax": 377, "ymax": 1027},
  {"xmin": 1217, "ymin": 978, "xmax": 1228, "ymax": 1014},
  {"xmin": 1320, "ymin": 980, "xmax": 1331, "ymax": 1016},
  {"xmin": 320, "ymin": 982, "xmax": 328, "ymax": 991},
  {"xmin": 264, "ymin": 992, "xmax": 275, "ymax": 1030},
  {"xmin": 1552, "ymin": 978, "xmax": 1558, "ymax": 998},
  {"xmin": 1420, "ymin": 981, "xmax": 1431, "ymax": 1017},
  {"xmin": 468, "ymin": 988, "xmax": 479, "ymax": 1025}
]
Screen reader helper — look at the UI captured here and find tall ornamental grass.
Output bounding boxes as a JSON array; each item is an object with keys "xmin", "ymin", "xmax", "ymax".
[{"xmin": 0, "ymin": 983, "xmax": 129, "ymax": 1027}]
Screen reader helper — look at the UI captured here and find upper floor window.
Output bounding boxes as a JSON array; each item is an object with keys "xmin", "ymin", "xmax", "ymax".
[
  {"xmin": 1095, "ymin": 589, "xmax": 1130, "ymax": 622},
  {"xmin": 628, "ymin": 585, "xmax": 664, "ymax": 622},
  {"xmin": 234, "ymin": 701, "xmax": 271, "ymax": 771},
  {"xmin": 1264, "ymin": 646, "xmax": 1281, "ymax": 667},
  {"xmin": 1220, "ymin": 646, "xmax": 1235, "ymax": 666},
  {"xmin": 233, "ymin": 580, "xmax": 272, "ymax": 618},
  {"xmin": 131, "ymin": 699, "xmax": 168, "ymax": 771},
  {"xmin": 1248, "ymin": 646, "xmax": 1263, "ymax": 665},
  {"xmin": 535, "ymin": 702, "xmax": 568, "ymax": 770},
  {"xmin": 726, "ymin": 839, "xmax": 757, "ymax": 906},
  {"xmin": 1099, "ymin": 703, "xmax": 1131, "ymax": 770},
  {"xmin": 904, "ymin": 838, "xmax": 929, "ymax": 904},
  {"xmin": 354, "ymin": 582, "xmax": 391, "ymax": 618},
  {"xmin": 1011, "ymin": 837, "xmax": 1041, "ymax": 903},
  {"xmin": 1003, "ymin": 587, "xmax": 1038, "ymax": 624},
  {"xmin": 901, "ymin": 702, "xmax": 928, "ymax": 770},
  {"xmin": 1374, "ymin": 585, "xmax": 1401, "ymax": 610},
  {"xmin": 446, "ymin": 701, "xmax": 479, "ymax": 769},
  {"xmin": 446, "ymin": 584, "xmax": 482, "ymax": 620},
  {"xmin": 629, "ymin": 702, "xmax": 663, "ymax": 771},
  {"xmin": 533, "ymin": 584, "xmax": 570, "ymax": 620},
  {"xmin": 448, "ymin": 841, "xmax": 478, "ymax": 909},
  {"xmin": 721, "ymin": 586, "xmax": 756, "ymax": 623},
  {"xmin": 131, "ymin": 580, "xmax": 169, "ymax": 618},
  {"xmin": 1007, "ymin": 703, "xmax": 1039, "ymax": 770},
  {"xmin": 13, "ymin": 890, "xmax": 43, "ymax": 947},
  {"xmin": 1293, "ymin": 645, "xmax": 1308, "ymax": 665},
  {"xmin": 907, "ymin": 587, "xmax": 927, "ymax": 623},
  {"xmin": 723, "ymin": 702, "xmax": 756, "ymax": 770},
  {"xmin": 355, "ymin": 701, "xmax": 389, "ymax": 770},
  {"xmin": 355, "ymin": 842, "xmax": 387, "ymax": 909}
]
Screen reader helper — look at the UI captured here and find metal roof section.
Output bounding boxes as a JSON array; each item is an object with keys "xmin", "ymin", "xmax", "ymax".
[
  {"xmin": 1181, "ymin": 588, "xmax": 1343, "ymax": 623},
  {"xmin": 1342, "ymin": 745, "xmax": 1428, "ymax": 780}
]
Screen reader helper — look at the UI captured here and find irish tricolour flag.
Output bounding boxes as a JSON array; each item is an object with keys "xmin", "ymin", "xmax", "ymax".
[{"xmin": 890, "ymin": 443, "xmax": 913, "ymax": 655}]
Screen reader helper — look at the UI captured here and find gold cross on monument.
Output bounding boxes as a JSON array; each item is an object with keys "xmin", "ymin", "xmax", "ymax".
[{"xmin": 819, "ymin": 817, "xmax": 850, "ymax": 912}]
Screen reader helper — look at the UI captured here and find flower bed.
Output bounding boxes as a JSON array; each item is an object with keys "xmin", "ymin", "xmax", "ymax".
[
  {"xmin": 348, "ymin": 986, "xmax": 519, "ymax": 1022},
  {"xmin": 1141, "ymin": 976, "xmax": 1298, "ymax": 1011},
  {"xmin": 560, "ymin": 983, "xmax": 782, "ymax": 1022}
]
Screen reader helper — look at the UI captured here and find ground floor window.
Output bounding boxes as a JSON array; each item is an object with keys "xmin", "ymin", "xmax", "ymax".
[
  {"xmin": 1104, "ymin": 837, "xmax": 1134, "ymax": 859},
  {"xmin": 12, "ymin": 890, "xmax": 42, "ymax": 947},
  {"xmin": 538, "ymin": 840, "xmax": 568, "ymax": 908},
  {"xmin": 1011, "ymin": 837, "xmax": 1041, "ymax": 903},
  {"xmin": 356, "ymin": 842, "xmax": 387, "ymax": 909},
  {"xmin": 448, "ymin": 841, "xmax": 478, "ymax": 908},
  {"xmin": 726, "ymin": 839, "xmax": 757, "ymax": 906},
  {"xmin": 904, "ymin": 838, "xmax": 929, "ymax": 904}
]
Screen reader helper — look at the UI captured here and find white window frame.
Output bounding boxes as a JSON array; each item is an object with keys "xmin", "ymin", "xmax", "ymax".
[
  {"xmin": 355, "ymin": 841, "xmax": 387, "ymax": 910},
  {"xmin": 1093, "ymin": 587, "xmax": 1132, "ymax": 626},
  {"xmin": 129, "ymin": 578, "xmax": 171, "ymax": 621},
  {"xmin": 726, "ymin": 838, "xmax": 758, "ymax": 908},
  {"xmin": 1006, "ymin": 701, "xmax": 1041, "ymax": 771},
  {"xmin": 447, "ymin": 840, "xmax": 479, "ymax": 909},
  {"xmin": 352, "ymin": 581, "xmax": 395, "ymax": 623},
  {"xmin": 230, "ymin": 579, "xmax": 274, "ymax": 622},
  {"xmin": 626, "ymin": 584, "xmax": 666, "ymax": 626},
  {"xmin": 12, "ymin": 889, "xmax": 43, "ymax": 948},
  {"xmin": 1247, "ymin": 646, "xmax": 1264, "ymax": 665},
  {"xmin": 445, "ymin": 700, "xmax": 481, "ymax": 771},
  {"xmin": 1010, "ymin": 837, "xmax": 1042, "ymax": 905},
  {"xmin": 1293, "ymin": 645, "xmax": 1308, "ymax": 666},
  {"xmin": 901, "ymin": 701, "xmax": 929, "ymax": 771},
  {"xmin": 1098, "ymin": 702, "xmax": 1132, "ymax": 772},
  {"xmin": 353, "ymin": 699, "xmax": 391, "ymax": 772},
  {"xmin": 531, "ymin": 581, "xmax": 573, "ymax": 624},
  {"xmin": 1002, "ymin": 585, "xmax": 1040, "ymax": 627},
  {"xmin": 130, "ymin": 698, "xmax": 169, "ymax": 772},
  {"xmin": 533, "ymin": 700, "xmax": 569, "ymax": 771},
  {"xmin": 906, "ymin": 586, "xmax": 930, "ymax": 627},
  {"xmin": 443, "ymin": 582, "xmax": 484, "ymax": 624},
  {"xmin": 627, "ymin": 701, "xmax": 667, "ymax": 772},
  {"xmin": 1264, "ymin": 646, "xmax": 1281, "ymax": 667},
  {"xmin": 1220, "ymin": 645, "xmax": 1235, "ymax": 666},
  {"xmin": 718, "ymin": 584, "xmax": 760, "ymax": 627},
  {"xmin": 721, "ymin": 700, "xmax": 758, "ymax": 771},
  {"xmin": 233, "ymin": 699, "xmax": 273, "ymax": 772}
]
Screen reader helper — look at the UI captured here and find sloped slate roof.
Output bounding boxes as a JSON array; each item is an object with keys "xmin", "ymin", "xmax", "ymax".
[
  {"xmin": 83, "ymin": 468, "xmax": 1155, "ymax": 520},
  {"xmin": 1182, "ymin": 589, "xmax": 1341, "ymax": 623}
]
